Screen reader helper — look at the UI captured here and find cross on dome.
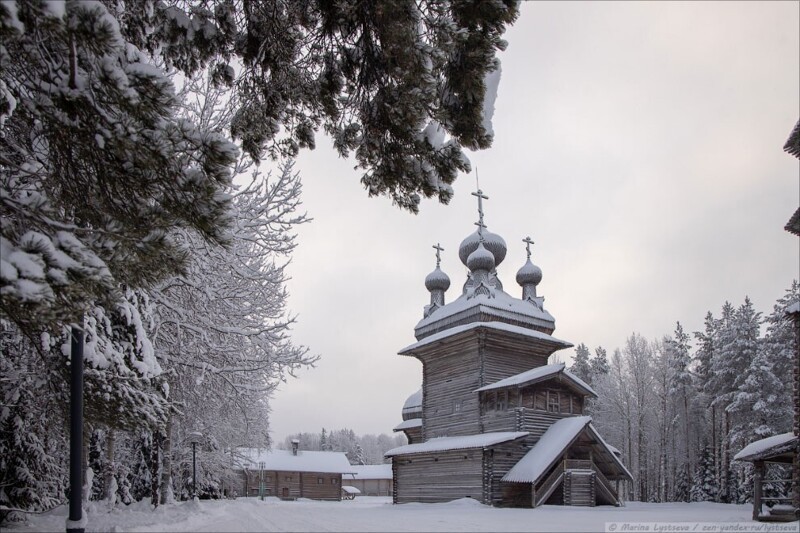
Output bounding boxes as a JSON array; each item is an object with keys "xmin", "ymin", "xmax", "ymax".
[
  {"xmin": 433, "ymin": 243, "xmax": 444, "ymax": 267},
  {"xmin": 471, "ymin": 187, "xmax": 489, "ymax": 237},
  {"xmin": 523, "ymin": 236, "xmax": 535, "ymax": 260}
]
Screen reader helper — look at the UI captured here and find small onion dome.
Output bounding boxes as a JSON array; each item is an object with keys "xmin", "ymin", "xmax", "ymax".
[
  {"xmin": 458, "ymin": 229, "xmax": 507, "ymax": 267},
  {"xmin": 467, "ymin": 242, "xmax": 496, "ymax": 272},
  {"xmin": 516, "ymin": 258, "xmax": 543, "ymax": 287},
  {"xmin": 424, "ymin": 266, "xmax": 451, "ymax": 292}
]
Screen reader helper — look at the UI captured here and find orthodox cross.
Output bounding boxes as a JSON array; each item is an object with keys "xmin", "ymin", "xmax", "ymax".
[
  {"xmin": 522, "ymin": 236, "xmax": 534, "ymax": 260},
  {"xmin": 471, "ymin": 187, "xmax": 489, "ymax": 237},
  {"xmin": 432, "ymin": 243, "xmax": 444, "ymax": 267}
]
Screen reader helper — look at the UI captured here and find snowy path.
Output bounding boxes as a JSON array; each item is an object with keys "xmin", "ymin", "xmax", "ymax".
[{"xmin": 8, "ymin": 496, "xmax": 770, "ymax": 532}]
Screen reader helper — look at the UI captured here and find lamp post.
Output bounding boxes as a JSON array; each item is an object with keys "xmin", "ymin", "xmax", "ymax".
[
  {"xmin": 66, "ymin": 324, "xmax": 84, "ymax": 533},
  {"xmin": 188, "ymin": 432, "xmax": 203, "ymax": 500}
]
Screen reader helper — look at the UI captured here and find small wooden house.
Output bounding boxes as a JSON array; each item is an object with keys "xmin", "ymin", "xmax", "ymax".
[
  {"xmin": 734, "ymin": 433, "xmax": 798, "ymax": 522},
  {"xmin": 387, "ymin": 192, "xmax": 633, "ymax": 507},
  {"xmin": 342, "ymin": 464, "xmax": 393, "ymax": 496},
  {"xmin": 234, "ymin": 441, "xmax": 355, "ymax": 501}
]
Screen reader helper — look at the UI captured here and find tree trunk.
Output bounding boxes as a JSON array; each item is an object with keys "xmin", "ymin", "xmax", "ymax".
[
  {"xmin": 711, "ymin": 406, "xmax": 718, "ymax": 501},
  {"xmin": 160, "ymin": 416, "xmax": 174, "ymax": 504},
  {"xmin": 105, "ymin": 428, "xmax": 116, "ymax": 502},
  {"xmin": 721, "ymin": 410, "xmax": 730, "ymax": 503},
  {"xmin": 683, "ymin": 392, "xmax": 691, "ymax": 502},
  {"xmin": 151, "ymin": 430, "xmax": 161, "ymax": 507}
]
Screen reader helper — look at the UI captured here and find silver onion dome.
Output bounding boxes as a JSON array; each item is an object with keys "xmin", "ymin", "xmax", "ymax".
[
  {"xmin": 424, "ymin": 266, "xmax": 451, "ymax": 292},
  {"xmin": 466, "ymin": 242, "xmax": 496, "ymax": 272},
  {"xmin": 458, "ymin": 229, "xmax": 507, "ymax": 267},
  {"xmin": 516, "ymin": 258, "xmax": 543, "ymax": 286}
]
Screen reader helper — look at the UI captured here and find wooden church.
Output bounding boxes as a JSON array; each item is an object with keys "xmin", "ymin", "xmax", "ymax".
[{"xmin": 387, "ymin": 189, "xmax": 632, "ymax": 507}]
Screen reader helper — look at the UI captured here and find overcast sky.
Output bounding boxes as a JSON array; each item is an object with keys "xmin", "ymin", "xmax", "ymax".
[{"xmin": 268, "ymin": 1, "xmax": 799, "ymax": 446}]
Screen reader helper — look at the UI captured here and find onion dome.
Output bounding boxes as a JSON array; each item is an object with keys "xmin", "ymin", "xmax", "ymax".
[
  {"xmin": 467, "ymin": 241, "xmax": 496, "ymax": 272},
  {"xmin": 402, "ymin": 388, "xmax": 422, "ymax": 420},
  {"xmin": 458, "ymin": 229, "xmax": 507, "ymax": 267},
  {"xmin": 516, "ymin": 259, "xmax": 542, "ymax": 287},
  {"xmin": 425, "ymin": 266, "xmax": 451, "ymax": 292}
]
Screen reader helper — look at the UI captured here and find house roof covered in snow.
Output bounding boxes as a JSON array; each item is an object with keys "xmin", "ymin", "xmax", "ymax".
[
  {"xmin": 502, "ymin": 417, "xmax": 632, "ymax": 484},
  {"xmin": 399, "ymin": 321, "xmax": 572, "ymax": 356},
  {"xmin": 234, "ymin": 448, "xmax": 355, "ymax": 474},
  {"xmin": 786, "ymin": 301, "xmax": 800, "ymax": 314},
  {"xmin": 733, "ymin": 432, "xmax": 798, "ymax": 462},
  {"xmin": 343, "ymin": 464, "xmax": 392, "ymax": 480},
  {"xmin": 385, "ymin": 432, "xmax": 528, "ymax": 457},
  {"xmin": 475, "ymin": 362, "xmax": 596, "ymax": 397},
  {"xmin": 393, "ymin": 418, "xmax": 423, "ymax": 432}
]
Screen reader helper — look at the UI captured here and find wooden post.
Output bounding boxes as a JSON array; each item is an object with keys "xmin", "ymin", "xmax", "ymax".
[{"xmin": 753, "ymin": 461, "xmax": 764, "ymax": 521}]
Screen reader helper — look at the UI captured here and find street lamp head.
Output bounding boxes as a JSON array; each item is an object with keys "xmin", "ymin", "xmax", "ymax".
[{"xmin": 188, "ymin": 431, "xmax": 203, "ymax": 445}]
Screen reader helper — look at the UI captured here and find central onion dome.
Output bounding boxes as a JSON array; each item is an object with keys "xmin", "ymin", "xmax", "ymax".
[
  {"xmin": 424, "ymin": 266, "xmax": 451, "ymax": 292},
  {"xmin": 466, "ymin": 241, "xmax": 496, "ymax": 272},
  {"xmin": 458, "ymin": 229, "xmax": 507, "ymax": 267},
  {"xmin": 516, "ymin": 259, "xmax": 543, "ymax": 286}
]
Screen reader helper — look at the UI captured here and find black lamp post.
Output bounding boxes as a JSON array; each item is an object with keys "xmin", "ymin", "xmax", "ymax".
[
  {"xmin": 188, "ymin": 432, "xmax": 203, "ymax": 500},
  {"xmin": 67, "ymin": 324, "xmax": 84, "ymax": 533}
]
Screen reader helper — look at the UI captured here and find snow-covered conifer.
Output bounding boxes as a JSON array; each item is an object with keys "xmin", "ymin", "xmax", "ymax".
[{"xmin": 569, "ymin": 343, "xmax": 593, "ymax": 384}]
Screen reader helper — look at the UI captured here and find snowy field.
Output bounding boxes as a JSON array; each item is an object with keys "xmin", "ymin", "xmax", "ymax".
[{"xmin": 8, "ymin": 496, "xmax": 784, "ymax": 533}]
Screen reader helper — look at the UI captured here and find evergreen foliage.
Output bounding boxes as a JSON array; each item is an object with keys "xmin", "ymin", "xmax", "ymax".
[{"xmin": 569, "ymin": 343, "xmax": 593, "ymax": 384}]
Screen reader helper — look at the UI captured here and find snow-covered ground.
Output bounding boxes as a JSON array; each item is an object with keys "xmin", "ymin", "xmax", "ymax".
[{"xmin": 7, "ymin": 496, "xmax": 779, "ymax": 533}]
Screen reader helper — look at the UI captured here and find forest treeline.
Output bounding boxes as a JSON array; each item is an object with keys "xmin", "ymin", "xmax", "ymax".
[
  {"xmin": 278, "ymin": 428, "xmax": 406, "ymax": 466},
  {"xmin": 569, "ymin": 282, "xmax": 798, "ymax": 503}
]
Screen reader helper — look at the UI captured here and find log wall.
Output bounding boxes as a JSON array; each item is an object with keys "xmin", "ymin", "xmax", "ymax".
[
  {"xmin": 393, "ymin": 450, "xmax": 484, "ymax": 503},
  {"xmin": 484, "ymin": 440, "xmax": 532, "ymax": 507},
  {"xmin": 421, "ymin": 340, "xmax": 482, "ymax": 438},
  {"xmin": 237, "ymin": 470, "xmax": 342, "ymax": 500}
]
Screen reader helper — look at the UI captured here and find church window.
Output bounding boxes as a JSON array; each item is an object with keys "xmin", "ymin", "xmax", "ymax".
[
  {"xmin": 547, "ymin": 391, "xmax": 560, "ymax": 413},
  {"xmin": 454, "ymin": 400, "xmax": 462, "ymax": 413},
  {"xmin": 498, "ymin": 391, "xmax": 507, "ymax": 411}
]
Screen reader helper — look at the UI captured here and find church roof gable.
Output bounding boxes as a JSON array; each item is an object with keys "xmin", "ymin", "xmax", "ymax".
[
  {"xmin": 384, "ymin": 431, "xmax": 528, "ymax": 457},
  {"xmin": 502, "ymin": 417, "xmax": 632, "ymax": 484},
  {"xmin": 475, "ymin": 362, "xmax": 597, "ymax": 397}
]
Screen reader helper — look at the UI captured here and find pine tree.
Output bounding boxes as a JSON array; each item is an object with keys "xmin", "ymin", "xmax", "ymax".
[
  {"xmin": 1, "ymin": 2, "xmax": 239, "ymax": 336},
  {"xmin": 591, "ymin": 346, "xmax": 610, "ymax": 376},
  {"xmin": 109, "ymin": 1, "xmax": 521, "ymax": 213},
  {"xmin": 569, "ymin": 343, "xmax": 593, "ymax": 384},
  {"xmin": 320, "ymin": 428, "xmax": 329, "ymax": 452},
  {"xmin": 666, "ymin": 322, "xmax": 693, "ymax": 501},
  {"xmin": 691, "ymin": 443, "xmax": 717, "ymax": 502}
]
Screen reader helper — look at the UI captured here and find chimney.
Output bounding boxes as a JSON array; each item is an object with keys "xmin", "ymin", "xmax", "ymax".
[{"xmin": 291, "ymin": 439, "xmax": 299, "ymax": 456}]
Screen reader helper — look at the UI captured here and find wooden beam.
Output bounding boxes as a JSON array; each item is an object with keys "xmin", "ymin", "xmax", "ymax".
[{"xmin": 753, "ymin": 461, "xmax": 764, "ymax": 521}]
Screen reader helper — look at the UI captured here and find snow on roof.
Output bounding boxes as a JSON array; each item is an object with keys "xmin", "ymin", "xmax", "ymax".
[
  {"xmin": 503, "ymin": 417, "xmax": 591, "ymax": 483},
  {"xmin": 235, "ymin": 449, "xmax": 355, "ymax": 474},
  {"xmin": 733, "ymin": 432, "xmax": 798, "ymax": 461},
  {"xmin": 400, "ymin": 321, "xmax": 572, "ymax": 355},
  {"xmin": 786, "ymin": 301, "xmax": 800, "ymax": 314},
  {"xmin": 341, "ymin": 485, "xmax": 361, "ymax": 494},
  {"xmin": 415, "ymin": 290, "xmax": 555, "ymax": 333},
  {"xmin": 403, "ymin": 388, "xmax": 422, "ymax": 410},
  {"xmin": 588, "ymin": 423, "xmax": 634, "ymax": 481},
  {"xmin": 393, "ymin": 418, "xmax": 423, "ymax": 431},
  {"xmin": 474, "ymin": 362, "xmax": 597, "ymax": 397},
  {"xmin": 385, "ymin": 432, "xmax": 528, "ymax": 457},
  {"xmin": 343, "ymin": 464, "xmax": 392, "ymax": 480}
]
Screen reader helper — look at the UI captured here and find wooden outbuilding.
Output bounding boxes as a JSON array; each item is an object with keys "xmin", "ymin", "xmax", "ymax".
[
  {"xmin": 387, "ymin": 191, "xmax": 633, "ymax": 507},
  {"xmin": 233, "ymin": 441, "xmax": 355, "ymax": 501},
  {"xmin": 734, "ymin": 433, "xmax": 798, "ymax": 522},
  {"xmin": 341, "ymin": 464, "xmax": 393, "ymax": 496}
]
